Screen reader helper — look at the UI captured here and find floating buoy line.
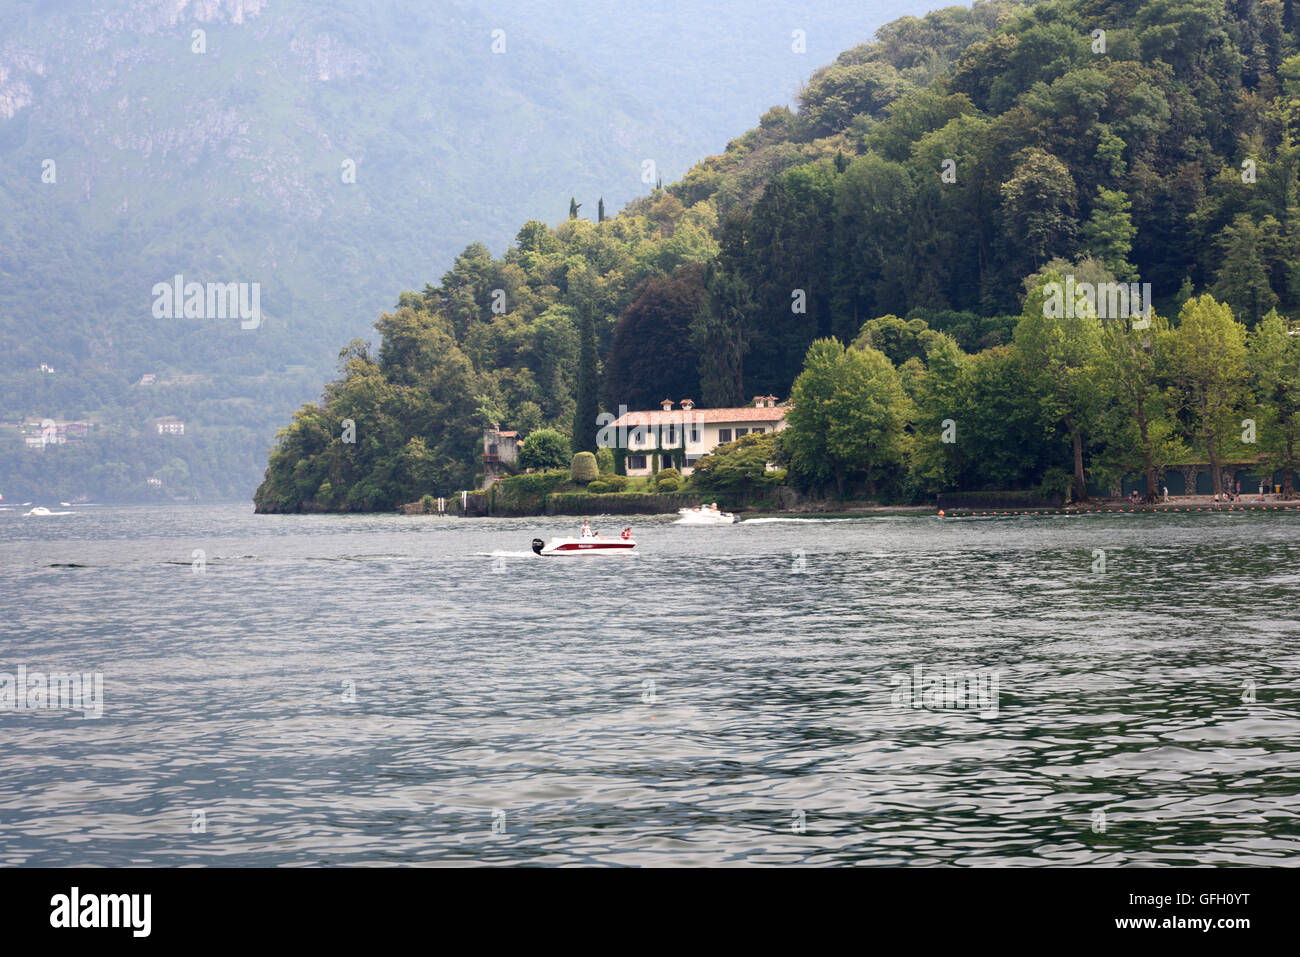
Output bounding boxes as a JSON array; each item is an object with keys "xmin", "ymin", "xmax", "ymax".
[{"xmin": 939, "ymin": 504, "xmax": 1296, "ymax": 518}]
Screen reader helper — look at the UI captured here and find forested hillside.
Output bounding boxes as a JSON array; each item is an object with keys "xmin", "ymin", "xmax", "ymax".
[
  {"xmin": 2, "ymin": 0, "xmax": 910, "ymax": 501},
  {"xmin": 255, "ymin": 0, "xmax": 1300, "ymax": 512}
]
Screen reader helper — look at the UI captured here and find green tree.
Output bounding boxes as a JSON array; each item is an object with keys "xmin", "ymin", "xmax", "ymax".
[
  {"xmin": 1168, "ymin": 295, "xmax": 1250, "ymax": 495},
  {"xmin": 785, "ymin": 338, "xmax": 912, "ymax": 497},
  {"xmin": 690, "ymin": 431, "xmax": 784, "ymax": 500},
  {"xmin": 603, "ymin": 263, "xmax": 705, "ymax": 410},
  {"xmin": 901, "ymin": 330, "xmax": 967, "ymax": 494},
  {"xmin": 1014, "ymin": 270, "xmax": 1103, "ymax": 502},
  {"xmin": 572, "ymin": 306, "xmax": 600, "ymax": 453},
  {"xmin": 691, "ymin": 214, "xmax": 750, "ymax": 406},
  {"xmin": 999, "ymin": 149, "xmax": 1079, "ymax": 279},
  {"xmin": 955, "ymin": 347, "xmax": 1060, "ymax": 491},
  {"xmin": 799, "ymin": 60, "xmax": 911, "ymax": 137},
  {"xmin": 519, "ymin": 428, "xmax": 571, "ymax": 470},
  {"xmin": 1211, "ymin": 214, "xmax": 1279, "ymax": 325},
  {"xmin": 1247, "ymin": 309, "xmax": 1300, "ymax": 496},
  {"xmin": 1094, "ymin": 312, "xmax": 1185, "ymax": 500},
  {"xmin": 1081, "ymin": 187, "xmax": 1138, "ymax": 281}
]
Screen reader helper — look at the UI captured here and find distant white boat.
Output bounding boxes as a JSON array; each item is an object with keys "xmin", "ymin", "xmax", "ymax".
[
  {"xmin": 60, "ymin": 501, "xmax": 72, "ymax": 507},
  {"xmin": 676, "ymin": 504, "xmax": 737, "ymax": 525},
  {"xmin": 25, "ymin": 506, "xmax": 72, "ymax": 516}
]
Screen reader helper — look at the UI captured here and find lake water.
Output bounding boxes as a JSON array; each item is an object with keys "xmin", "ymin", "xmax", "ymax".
[{"xmin": 1, "ymin": 504, "xmax": 1297, "ymax": 866}]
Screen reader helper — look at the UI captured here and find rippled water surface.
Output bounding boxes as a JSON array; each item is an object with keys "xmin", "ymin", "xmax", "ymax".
[{"xmin": 1, "ymin": 504, "xmax": 1298, "ymax": 866}]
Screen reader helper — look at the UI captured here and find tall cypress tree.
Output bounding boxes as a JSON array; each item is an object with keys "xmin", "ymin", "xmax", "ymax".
[
  {"xmin": 569, "ymin": 197, "xmax": 581, "ymax": 219},
  {"xmin": 598, "ymin": 197, "xmax": 606, "ymax": 223},
  {"xmin": 573, "ymin": 305, "xmax": 600, "ymax": 452}
]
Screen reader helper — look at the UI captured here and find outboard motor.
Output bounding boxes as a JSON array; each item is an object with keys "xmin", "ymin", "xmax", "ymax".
[{"xmin": 531, "ymin": 538, "xmax": 545, "ymax": 555}]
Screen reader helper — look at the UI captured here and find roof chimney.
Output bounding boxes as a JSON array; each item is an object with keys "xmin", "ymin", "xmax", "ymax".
[
  {"xmin": 765, "ymin": 395, "xmax": 777, "ymax": 407},
  {"xmin": 680, "ymin": 398, "xmax": 695, "ymax": 410},
  {"xmin": 660, "ymin": 398, "xmax": 673, "ymax": 411},
  {"xmin": 753, "ymin": 396, "xmax": 764, "ymax": 408}
]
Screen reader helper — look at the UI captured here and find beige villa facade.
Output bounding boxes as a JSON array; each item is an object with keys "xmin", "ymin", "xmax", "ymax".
[{"xmin": 602, "ymin": 396, "xmax": 789, "ymax": 477}]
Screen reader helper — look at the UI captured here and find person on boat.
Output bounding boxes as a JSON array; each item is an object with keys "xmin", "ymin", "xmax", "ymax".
[
  {"xmin": 581, "ymin": 520, "xmax": 593, "ymax": 538},
  {"xmin": 710, "ymin": 501, "xmax": 719, "ymax": 511}
]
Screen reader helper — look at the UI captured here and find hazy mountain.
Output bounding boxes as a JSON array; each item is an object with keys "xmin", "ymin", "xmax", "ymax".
[{"xmin": 0, "ymin": 0, "xmax": 939, "ymax": 501}]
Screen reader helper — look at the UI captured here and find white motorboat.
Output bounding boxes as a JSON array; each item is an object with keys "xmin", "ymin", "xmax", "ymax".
[
  {"xmin": 26, "ymin": 506, "xmax": 53, "ymax": 516},
  {"xmin": 676, "ymin": 504, "xmax": 736, "ymax": 525},
  {"xmin": 532, "ymin": 524, "xmax": 636, "ymax": 556}
]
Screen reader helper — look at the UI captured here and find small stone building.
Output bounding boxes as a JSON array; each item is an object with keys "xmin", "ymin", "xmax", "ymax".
[{"xmin": 482, "ymin": 425, "xmax": 522, "ymax": 488}]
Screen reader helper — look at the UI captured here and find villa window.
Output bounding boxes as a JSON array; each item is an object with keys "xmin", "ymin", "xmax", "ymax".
[
  {"xmin": 753, "ymin": 428, "xmax": 764, "ymax": 435},
  {"xmin": 688, "ymin": 425, "xmax": 700, "ymax": 443},
  {"xmin": 718, "ymin": 429, "xmax": 732, "ymax": 443},
  {"xmin": 666, "ymin": 426, "xmax": 676, "ymax": 445},
  {"xmin": 735, "ymin": 428, "xmax": 749, "ymax": 438},
  {"xmin": 627, "ymin": 455, "xmax": 647, "ymax": 470}
]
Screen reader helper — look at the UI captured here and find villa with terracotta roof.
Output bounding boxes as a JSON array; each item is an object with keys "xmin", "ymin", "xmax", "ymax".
[{"xmin": 602, "ymin": 396, "xmax": 788, "ymax": 477}]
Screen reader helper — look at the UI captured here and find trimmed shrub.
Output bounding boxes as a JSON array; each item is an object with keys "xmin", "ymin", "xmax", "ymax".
[
  {"xmin": 654, "ymin": 467, "xmax": 682, "ymax": 491},
  {"xmin": 545, "ymin": 491, "xmax": 697, "ymax": 515},
  {"xmin": 570, "ymin": 451, "xmax": 599, "ymax": 483},
  {"xmin": 587, "ymin": 480, "xmax": 612, "ymax": 493},
  {"xmin": 502, "ymin": 469, "xmax": 569, "ymax": 496}
]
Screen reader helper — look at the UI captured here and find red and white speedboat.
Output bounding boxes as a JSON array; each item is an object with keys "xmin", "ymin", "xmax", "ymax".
[{"xmin": 532, "ymin": 526, "xmax": 636, "ymax": 556}]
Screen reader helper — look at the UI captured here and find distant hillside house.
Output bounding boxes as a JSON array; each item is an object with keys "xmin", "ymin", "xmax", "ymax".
[
  {"xmin": 605, "ymin": 396, "xmax": 788, "ymax": 476},
  {"xmin": 138, "ymin": 373, "xmax": 157, "ymax": 386},
  {"xmin": 482, "ymin": 424, "xmax": 521, "ymax": 488},
  {"xmin": 21, "ymin": 418, "xmax": 91, "ymax": 449},
  {"xmin": 155, "ymin": 417, "xmax": 185, "ymax": 436}
]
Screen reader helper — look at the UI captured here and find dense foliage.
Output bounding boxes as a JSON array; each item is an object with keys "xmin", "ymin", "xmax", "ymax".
[
  {"xmin": 783, "ymin": 289, "xmax": 1299, "ymax": 501},
  {"xmin": 257, "ymin": 0, "xmax": 1300, "ymax": 511}
]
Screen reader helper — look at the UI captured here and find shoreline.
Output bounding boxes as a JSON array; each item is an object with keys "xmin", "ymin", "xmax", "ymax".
[
  {"xmin": 939, "ymin": 495, "xmax": 1298, "ymax": 517},
  {"xmin": 392, "ymin": 493, "xmax": 1299, "ymax": 520}
]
